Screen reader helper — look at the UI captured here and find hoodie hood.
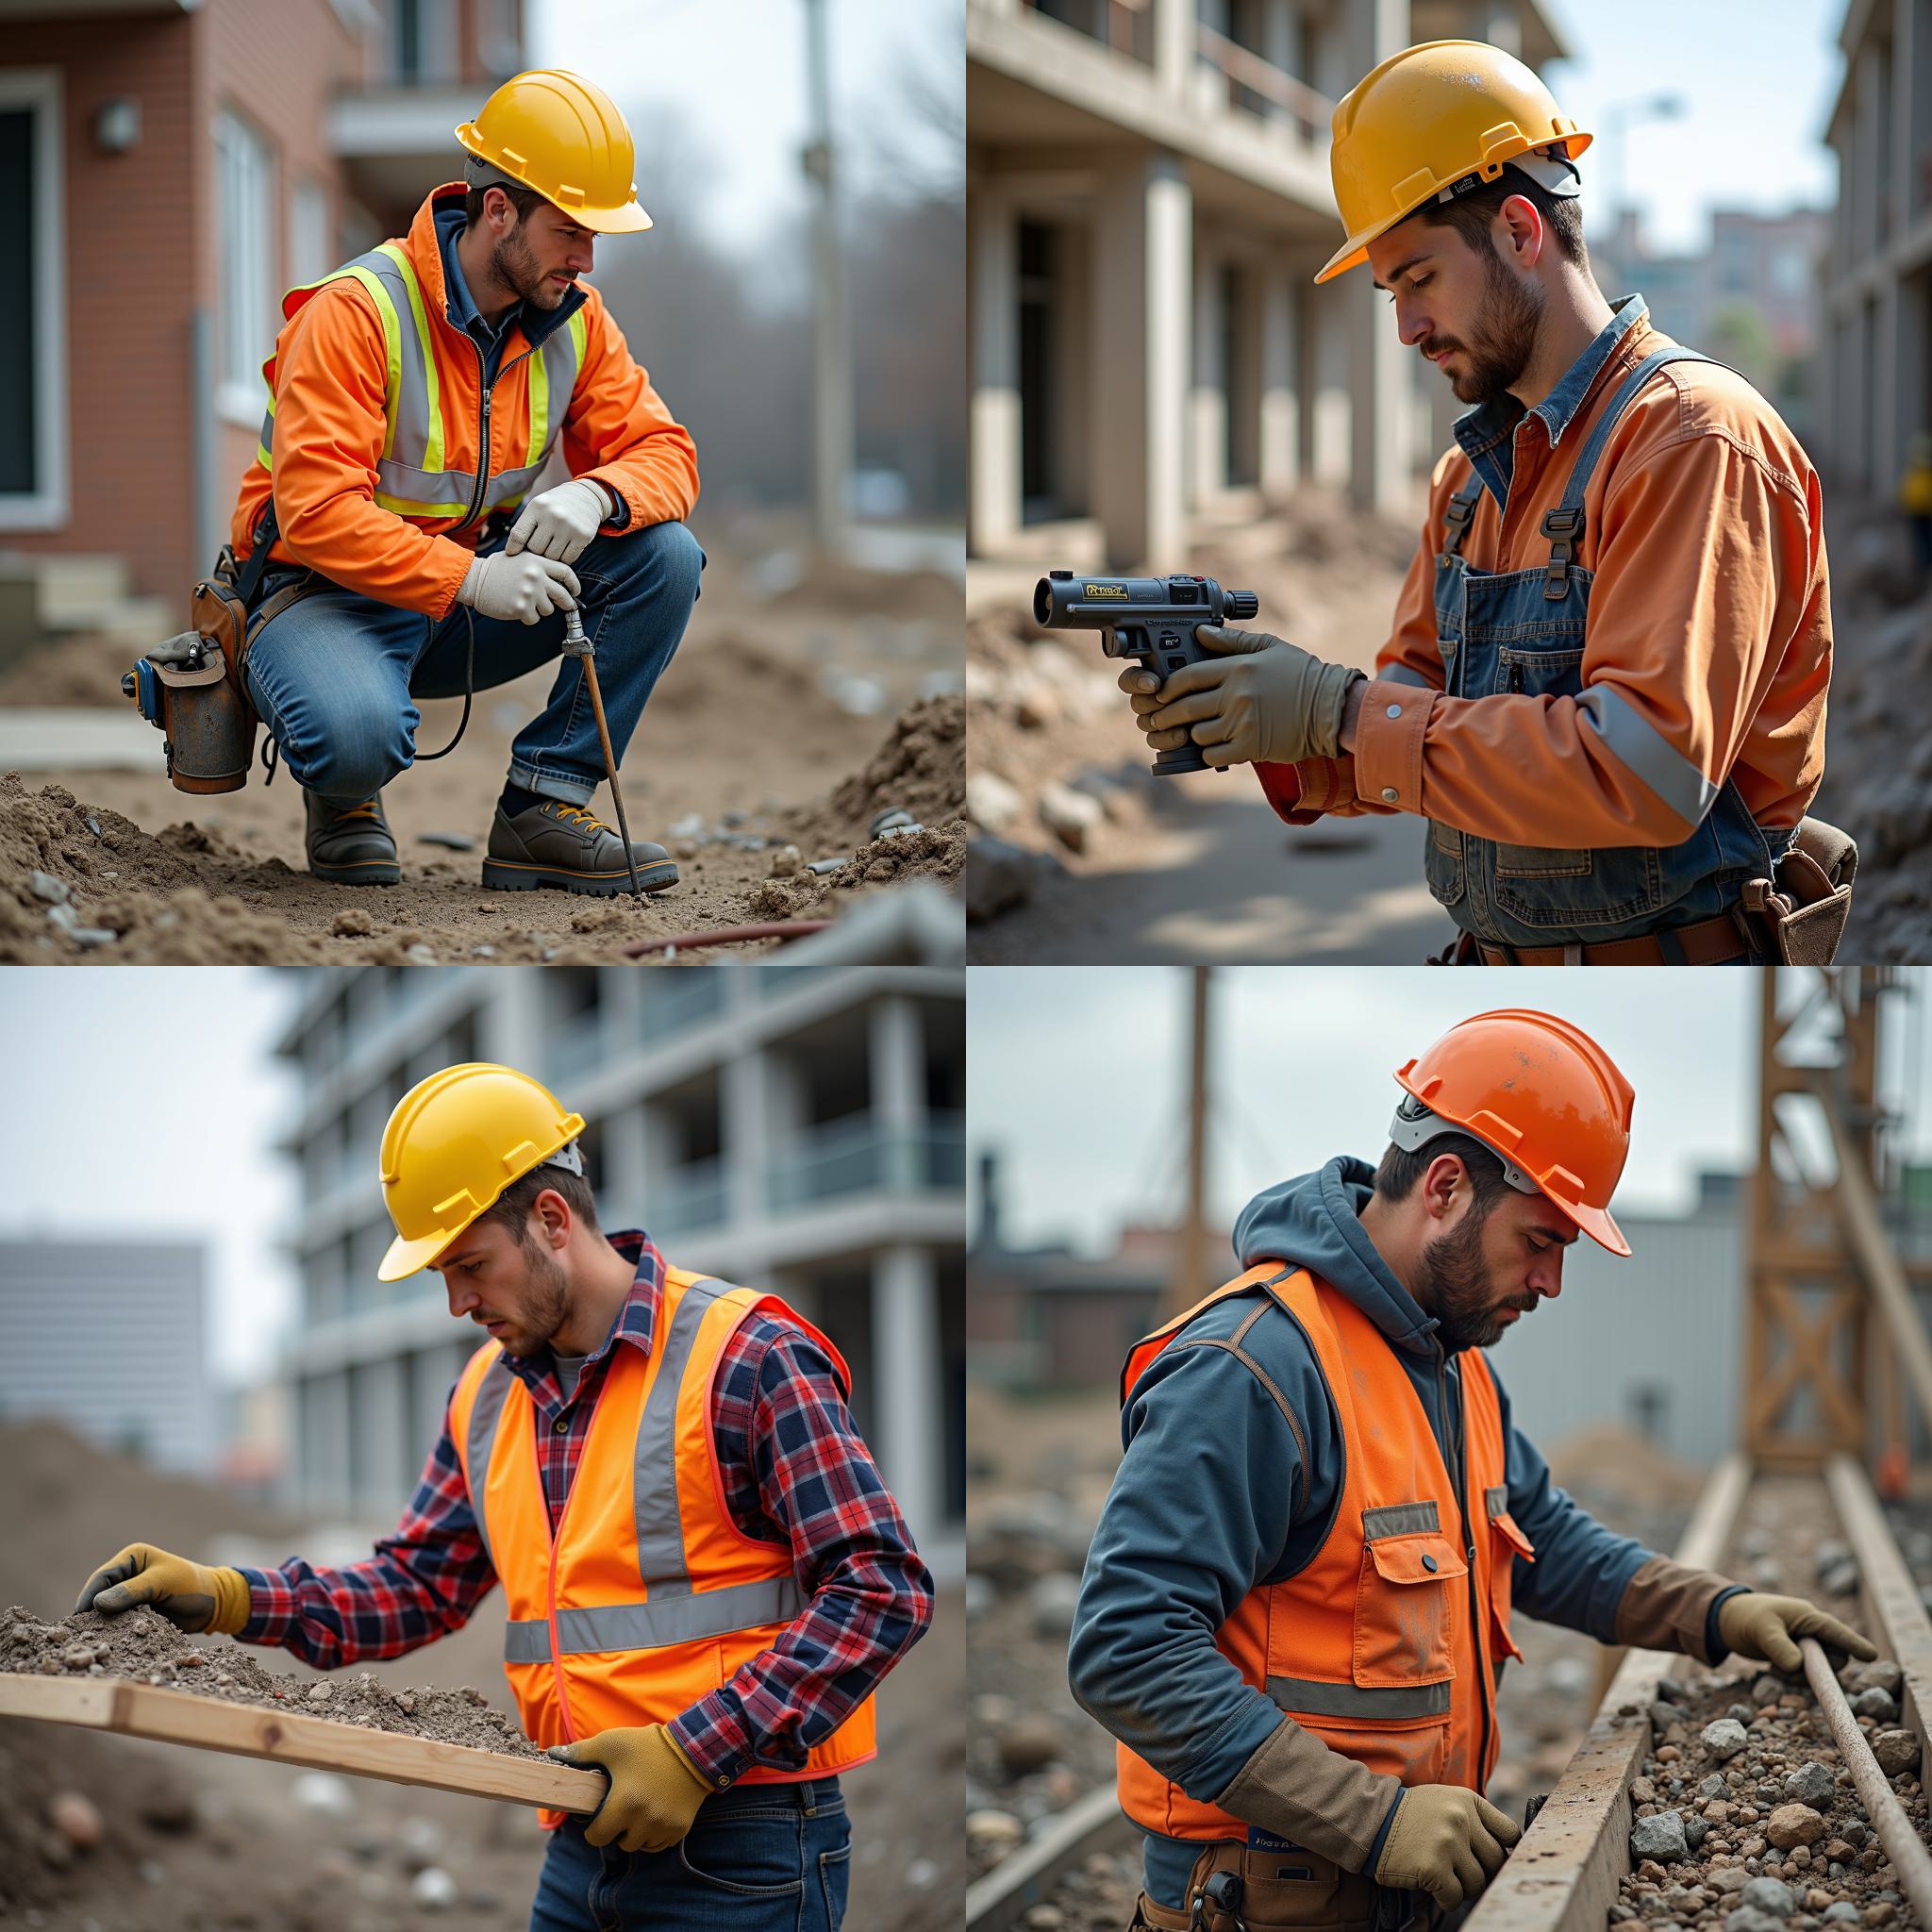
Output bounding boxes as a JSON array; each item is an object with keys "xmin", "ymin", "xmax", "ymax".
[{"xmin": 1233, "ymin": 1157, "xmax": 1441, "ymax": 1357}]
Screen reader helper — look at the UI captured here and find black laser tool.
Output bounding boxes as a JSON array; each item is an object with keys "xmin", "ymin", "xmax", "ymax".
[{"xmin": 1033, "ymin": 572, "xmax": 1259, "ymax": 775}]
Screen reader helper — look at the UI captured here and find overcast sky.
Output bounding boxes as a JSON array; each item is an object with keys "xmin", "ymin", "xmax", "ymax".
[
  {"xmin": 1541, "ymin": 0, "xmax": 1842, "ymax": 253},
  {"xmin": 968, "ymin": 969, "xmax": 1932, "ymax": 1259}
]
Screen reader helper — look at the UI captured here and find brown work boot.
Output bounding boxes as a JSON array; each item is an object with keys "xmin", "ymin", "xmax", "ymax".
[
  {"xmin": 480, "ymin": 798, "xmax": 678, "ymax": 896},
  {"xmin": 304, "ymin": 789, "xmax": 400, "ymax": 885}
]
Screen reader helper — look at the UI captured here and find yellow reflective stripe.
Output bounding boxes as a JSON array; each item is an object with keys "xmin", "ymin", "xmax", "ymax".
[
  {"xmin": 374, "ymin": 492, "xmax": 475, "ymax": 519},
  {"xmin": 332, "ymin": 263, "xmax": 404, "ymax": 461},
  {"xmin": 374, "ymin": 241, "xmax": 444, "ymax": 474},
  {"xmin": 257, "ymin": 443, "xmax": 274, "ymax": 472},
  {"xmin": 568, "ymin": 308, "xmax": 587, "ymax": 365},
  {"xmin": 525, "ymin": 346, "xmax": 549, "ymax": 469}
]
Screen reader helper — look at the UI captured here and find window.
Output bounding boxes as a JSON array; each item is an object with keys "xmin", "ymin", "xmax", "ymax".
[
  {"xmin": 391, "ymin": 0, "xmax": 458, "ymax": 84},
  {"xmin": 215, "ymin": 107, "xmax": 276, "ymax": 428},
  {"xmin": 0, "ymin": 68, "xmax": 67, "ymax": 530}
]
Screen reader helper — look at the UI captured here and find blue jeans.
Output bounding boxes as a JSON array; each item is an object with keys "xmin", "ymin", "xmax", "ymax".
[
  {"xmin": 243, "ymin": 520, "xmax": 704, "ymax": 809},
  {"xmin": 527, "ymin": 1778, "xmax": 851, "ymax": 1932}
]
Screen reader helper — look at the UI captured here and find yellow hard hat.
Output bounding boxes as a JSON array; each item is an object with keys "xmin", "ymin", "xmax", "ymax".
[
  {"xmin": 456, "ymin": 68, "xmax": 652, "ymax": 235},
  {"xmin": 1315, "ymin": 41, "xmax": 1591, "ymax": 285},
  {"xmin": 376, "ymin": 1063, "xmax": 587, "ymax": 1282}
]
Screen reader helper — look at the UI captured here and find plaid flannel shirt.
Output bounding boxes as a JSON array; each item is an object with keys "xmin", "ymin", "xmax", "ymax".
[{"xmin": 237, "ymin": 1230, "xmax": 932, "ymax": 1786}]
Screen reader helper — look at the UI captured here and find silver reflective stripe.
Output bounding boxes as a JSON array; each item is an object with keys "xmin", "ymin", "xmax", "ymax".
[
  {"xmin": 1362, "ymin": 1501, "xmax": 1440, "ymax": 1541},
  {"xmin": 502, "ymin": 1576, "xmax": 805, "ymax": 1664},
  {"xmin": 1267, "ymin": 1675, "xmax": 1452, "ymax": 1720},
  {"xmin": 463, "ymin": 1356, "xmax": 515, "ymax": 1575},
  {"xmin": 1485, "ymin": 1485, "xmax": 1509, "ymax": 1519},
  {"xmin": 634, "ymin": 1276, "xmax": 734, "ymax": 1598},
  {"xmin": 483, "ymin": 458, "xmax": 549, "ymax": 512},
  {"xmin": 1574, "ymin": 684, "xmax": 1719, "ymax": 830},
  {"xmin": 375, "ymin": 457, "xmax": 478, "ymax": 506},
  {"xmin": 1380, "ymin": 662, "xmax": 1434, "ymax": 690}
]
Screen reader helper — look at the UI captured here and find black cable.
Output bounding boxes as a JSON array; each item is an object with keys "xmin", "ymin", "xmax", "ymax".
[{"xmin": 414, "ymin": 603, "xmax": 475, "ymax": 761}]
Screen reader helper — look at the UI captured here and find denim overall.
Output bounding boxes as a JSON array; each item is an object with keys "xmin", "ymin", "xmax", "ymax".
[{"xmin": 1422, "ymin": 345, "xmax": 1785, "ymax": 955}]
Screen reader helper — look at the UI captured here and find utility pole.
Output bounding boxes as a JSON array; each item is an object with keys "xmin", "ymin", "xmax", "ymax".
[
  {"xmin": 802, "ymin": 0, "xmax": 852, "ymax": 554},
  {"xmin": 1169, "ymin": 967, "xmax": 1211, "ymax": 1317}
]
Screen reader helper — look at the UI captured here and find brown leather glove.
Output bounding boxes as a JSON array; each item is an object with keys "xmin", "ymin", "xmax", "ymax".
[
  {"xmin": 547, "ymin": 1724, "xmax": 714, "ymax": 1853},
  {"xmin": 75, "ymin": 1543, "xmax": 251, "ymax": 1635},
  {"xmin": 1121, "ymin": 626, "xmax": 1362, "ymax": 767},
  {"xmin": 1717, "ymin": 1592, "xmax": 1878, "ymax": 1674},
  {"xmin": 1373, "ymin": 1784, "xmax": 1522, "ymax": 1912}
]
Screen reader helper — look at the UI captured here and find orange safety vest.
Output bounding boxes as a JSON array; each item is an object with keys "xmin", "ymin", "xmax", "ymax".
[
  {"xmin": 448, "ymin": 1267, "xmax": 878, "ymax": 1824},
  {"xmin": 1114, "ymin": 1265, "xmax": 1536, "ymax": 1840}
]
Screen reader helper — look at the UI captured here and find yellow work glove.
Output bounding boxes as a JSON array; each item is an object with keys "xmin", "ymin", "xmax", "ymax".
[
  {"xmin": 547, "ymin": 1724, "xmax": 714, "ymax": 1853},
  {"xmin": 1120, "ymin": 625, "xmax": 1362, "ymax": 768},
  {"xmin": 1717, "ymin": 1591, "xmax": 1878, "ymax": 1674},
  {"xmin": 1373, "ymin": 1785, "xmax": 1521, "ymax": 1914},
  {"xmin": 75, "ymin": 1542, "xmax": 251, "ymax": 1635}
]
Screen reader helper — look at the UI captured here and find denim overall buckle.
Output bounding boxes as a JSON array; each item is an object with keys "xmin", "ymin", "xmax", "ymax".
[
  {"xmin": 1540, "ymin": 506, "xmax": 1584, "ymax": 601},
  {"xmin": 1439, "ymin": 493, "xmax": 1476, "ymax": 566}
]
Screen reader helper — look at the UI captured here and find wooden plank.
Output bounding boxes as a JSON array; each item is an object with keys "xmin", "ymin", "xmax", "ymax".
[
  {"xmin": 1465, "ymin": 1451, "xmax": 1755, "ymax": 1932},
  {"xmin": 0, "ymin": 1672, "xmax": 607, "ymax": 1813},
  {"xmin": 965, "ymin": 1784, "xmax": 1135, "ymax": 1932}
]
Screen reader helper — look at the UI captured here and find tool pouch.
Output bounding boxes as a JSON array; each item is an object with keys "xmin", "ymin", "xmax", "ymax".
[
  {"xmin": 1131, "ymin": 1840, "xmax": 1387, "ymax": 1932},
  {"xmin": 1740, "ymin": 816, "xmax": 1857, "ymax": 965}
]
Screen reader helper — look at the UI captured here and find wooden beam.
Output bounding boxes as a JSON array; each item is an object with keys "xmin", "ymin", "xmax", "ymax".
[{"xmin": 0, "ymin": 1674, "xmax": 606, "ymax": 1813}]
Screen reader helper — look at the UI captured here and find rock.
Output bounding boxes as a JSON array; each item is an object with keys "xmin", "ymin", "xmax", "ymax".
[
  {"xmin": 1632, "ymin": 1777, "xmax": 1658, "ymax": 1806},
  {"xmin": 1632, "ymin": 1811, "xmax": 1688, "ymax": 1863},
  {"xmin": 330, "ymin": 908, "xmax": 375, "ymax": 937},
  {"xmin": 1712, "ymin": 1868, "xmax": 1753, "ymax": 1895},
  {"xmin": 1812, "ymin": 1540, "xmax": 1853, "ymax": 1581},
  {"xmin": 1657, "ymin": 1745, "xmax": 1682, "ymax": 1762},
  {"xmin": 1037, "ymin": 780, "xmax": 1104, "ymax": 853},
  {"xmin": 966, "ymin": 770, "xmax": 1024, "ymax": 834},
  {"xmin": 1821, "ymin": 1841, "xmax": 1851, "ymax": 1864},
  {"xmin": 1706, "ymin": 1720, "xmax": 1751, "ymax": 1761},
  {"xmin": 1013, "ymin": 675, "xmax": 1060, "ymax": 729},
  {"xmin": 1824, "ymin": 1907, "xmax": 1860, "ymax": 1924},
  {"xmin": 1686, "ymin": 1816, "xmax": 1710, "ymax": 1850},
  {"xmin": 1783, "ymin": 1763, "xmax": 1834, "ymax": 1809},
  {"xmin": 1848, "ymin": 1688, "xmax": 1897, "ymax": 1724},
  {"xmin": 1862, "ymin": 1907, "xmax": 1895, "ymax": 1928},
  {"xmin": 1840, "ymin": 1823, "xmax": 1868, "ymax": 1848},
  {"xmin": 967, "ymin": 1809, "xmax": 1024, "ymax": 1853},
  {"xmin": 46, "ymin": 1792, "xmax": 103, "ymax": 1850},
  {"xmin": 965, "ymin": 835, "xmax": 1037, "ymax": 922},
  {"xmin": 1025, "ymin": 1571, "xmax": 1082, "ymax": 1638},
  {"xmin": 1024, "ymin": 1908, "xmax": 1067, "ymax": 1931},
  {"xmin": 995, "ymin": 1715, "xmax": 1064, "ymax": 1778},
  {"xmin": 766, "ymin": 844, "xmax": 803, "ymax": 878},
  {"xmin": 1753, "ymin": 1675, "xmax": 1786, "ymax": 1707},
  {"xmin": 308, "ymin": 1682, "xmax": 333, "ymax": 1704},
  {"xmin": 1869, "ymin": 1730, "xmax": 1919, "ymax": 1777},
  {"xmin": 1657, "ymin": 1675, "xmax": 1689, "ymax": 1703},
  {"xmin": 403, "ymin": 943, "xmax": 437, "ymax": 966},
  {"xmin": 1766, "ymin": 1807, "xmax": 1826, "ymax": 1851},
  {"xmin": 410, "ymin": 1867, "xmax": 458, "ymax": 1909},
  {"xmin": 391, "ymin": 1690, "xmax": 416, "ymax": 1714},
  {"xmin": 1728, "ymin": 1909, "xmax": 1789, "ymax": 1932},
  {"xmin": 291, "ymin": 1773, "xmax": 355, "ymax": 1817},
  {"xmin": 1847, "ymin": 1660, "xmax": 1902, "ymax": 1698},
  {"xmin": 1651, "ymin": 1701, "xmax": 1682, "ymax": 1732},
  {"xmin": 965, "ymin": 1574, "xmax": 992, "ymax": 1622},
  {"xmin": 1741, "ymin": 1878, "xmax": 1796, "ymax": 1918},
  {"xmin": 29, "ymin": 870, "xmax": 71, "ymax": 905},
  {"xmin": 1701, "ymin": 1774, "xmax": 1731, "ymax": 1798},
  {"xmin": 1706, "ymin": 1801, "xmax": 1733, "ymax": 1824},
  {"xmin": 1819, "ymin": 1561, "xmax": 1859, "ymax": 1599}
]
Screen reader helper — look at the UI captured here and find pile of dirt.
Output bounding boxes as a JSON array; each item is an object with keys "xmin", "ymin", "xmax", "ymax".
[
  {"xmin": 781, "ymin": 691, "xmax": 965, "ymax": 853},
  {"xmin": 2, "ymin": 1604, "xmax": 548, "ymax": 1761}
]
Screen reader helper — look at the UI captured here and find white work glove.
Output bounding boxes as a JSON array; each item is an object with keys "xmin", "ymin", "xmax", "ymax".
[
  {"xmin": 505, "ymin": 478, "xmax": 613, "ymax": 565},
  {"xmin": 457, "ymin": 551, "xmax": 580, "ymax": 625},
  {"xmin": 1121, "ymin": 625, "xmax": 1363, "ymax": 767}
]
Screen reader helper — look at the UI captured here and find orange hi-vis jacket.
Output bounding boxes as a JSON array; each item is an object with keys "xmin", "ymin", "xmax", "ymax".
[
  {"xmin": 230, "ymin": 183, "xmax": 699, "ymax": 620},
  {"xmin": 1114, "ymin": 1265, "xmax": 1535, "ymax": 1841},
  {"xmin": 448, "ymin": 1268, "xmax": 877, "ymax": 1825}
]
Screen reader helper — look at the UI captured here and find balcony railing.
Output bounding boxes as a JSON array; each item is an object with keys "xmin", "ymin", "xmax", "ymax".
[{"xmin": 767, "ymin": 1110, "xmax": 967, "ymax": 1213}]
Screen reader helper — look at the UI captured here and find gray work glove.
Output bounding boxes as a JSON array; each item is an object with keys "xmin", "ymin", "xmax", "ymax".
[
  {"xmin": 458, "ymin": 550, "xmax": 580, "ymax": 625},
  {"xmin": 1121, "ymin": 625, "xmax": 1362, "ymax": 767},
  {"xmin": 506, "ymin": 478, "xmax": 612, "ymax": 566},
  {"xmin": 1373, "ymin": 1785, "xmax": 1521, "ymax": 1913}
]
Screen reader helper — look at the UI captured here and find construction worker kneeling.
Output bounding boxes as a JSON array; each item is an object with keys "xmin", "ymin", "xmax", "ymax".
[
  {"xmin": 1117, "ymin": 42, "xmax": 1853, "ymax": 966},
  {"xmin": 1070, "ymin": 1011, "xmax": 1876, "ymax": 1932},
  {"xmin": 227, "ymin": 71, "xmax": 702, "ymax": 896}
]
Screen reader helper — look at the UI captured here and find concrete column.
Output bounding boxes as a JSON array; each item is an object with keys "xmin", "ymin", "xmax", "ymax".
[
  {"xmin": 600, "ymin": 1102, "xmax": 649, "ymax": 1223},
  {"xmin": 1876, "ymin": 278, "xmax": 1903, "ymax": 502},
  {"xmin": 1152, "ymin": 0, "xmax": 1195, "ymax": 97},
  {"xmin": 1055, "ymin": 223, "xmax": 1092, "ymax": 512},
  {"xmin": 871, "ymin": 1244, "xmax": 941, "ymax": 1548},
  {"xmin": 869, "ymin": 995, "xmax": 924, "ymax": 1191},
  {"xmin": 1258, "ymin": 262, "xmax": 1300, "ymax": 502},
  {"xmin": 1856, "ymin": 42, "xmax": 1885, "ymax": 268},
  {"xmin": 721, "ymin": 1046, "xmax": 770, "ymax": 1231},
  {"xmin": 1092, "ymin": 154, "xmax": 1192, "ymax": 567},
  {"xmin": 1259, "ymin": 0, "xmax": 1295, "ymax": 137},
  {"xmin": 1190, "ymin": 247, "xmax": 1226, "ymax": 506},
  {"xmin": 969, "ymin": 181, "xmax": 1021, "ymax": 555}
]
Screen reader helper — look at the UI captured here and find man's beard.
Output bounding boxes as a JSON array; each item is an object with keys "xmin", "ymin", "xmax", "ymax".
[
  {"xmin": 490, "ymin": 225, "xmax": 565, "ymax": 310},
  {"xmin": 1432, "ymin": 246, "xmax": 1545, "ymax": 408},
  {"xmin": 498, "ymin": 1243, "xmax": 571, "ymax": 1357},
  {"xmin": 1420, "ymin": 1206, "xmax": 1529, "ymax": 1353}
]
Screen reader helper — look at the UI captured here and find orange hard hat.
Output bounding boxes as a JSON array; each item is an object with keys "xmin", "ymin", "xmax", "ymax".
[{"xmin": 1390, "ymin": 1009, "xmax": 1634, "ymax": 1256}]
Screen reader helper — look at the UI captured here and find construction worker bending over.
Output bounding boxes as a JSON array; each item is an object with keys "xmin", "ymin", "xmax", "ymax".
[
  {"xmin": 233, "ymin": 71, "xmax": 702, "ymax": 897},
  {"xmin": 1070, "ymin": 1011, "xmax": 1874, "ymax": 1932},
  {"xmin": 76, "ymin": 1064, "xmax": 931, "ymax": 1932},
  {"xmin": 1120, "ymin": 43, "xmax": 1846, "ymax": 966}
]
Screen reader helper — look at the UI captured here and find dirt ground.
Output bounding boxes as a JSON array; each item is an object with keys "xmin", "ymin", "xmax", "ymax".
[
  {"xmin": 0, "ymin": 1423, "xmax": 963, "ymax": 1932},
  {"xmin": 964, "ymin": 491, "xmax": 1456, "ymax": 966},
  {"xmin": 0, "ymin": 526, "xmax": 965, "ymax": 964}
]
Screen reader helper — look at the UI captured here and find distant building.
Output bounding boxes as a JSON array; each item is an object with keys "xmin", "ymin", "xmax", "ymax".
[
  {"xmin": 0, "ymin": 0, "xmax": 526, "ymax": 608},
  {"xmin": 275, "ymin": 966, "xmax": 966, "ymax": 1560},
  {"xmin": 0, "ymin": 1240, "xmax": 212, "ymax": 1473}
]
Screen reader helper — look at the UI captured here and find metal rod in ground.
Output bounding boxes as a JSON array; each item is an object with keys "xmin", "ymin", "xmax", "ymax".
[
  {"xmin": 559, "ymin": 610, "xmax": 643, "ymax": 901},
  {"xmin": 1797, "ymin": 1635, "xmax": 1932, "ymax": 1929}
]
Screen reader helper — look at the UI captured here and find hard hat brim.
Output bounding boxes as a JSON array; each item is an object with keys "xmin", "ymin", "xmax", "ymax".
[
  {"xmin": 378, "ymin": 1227, "xmax": 454, "ymax": 1282},
  {"xmin": 1562, "ymin": 1197, "xmax": 1630, "ymax": 1258}
]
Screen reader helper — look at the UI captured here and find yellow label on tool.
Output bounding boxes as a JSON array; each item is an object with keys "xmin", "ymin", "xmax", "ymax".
[{"xmin": 1083, "ymin": 584, "xmax": 1129, "ymax": 599}]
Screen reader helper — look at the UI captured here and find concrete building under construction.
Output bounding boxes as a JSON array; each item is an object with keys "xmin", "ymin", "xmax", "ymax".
[
  {"xmin": 275, "ymin": 965, "xmax": 967, "ymax": 1564},
  {"xmin": 967, "ymin": 0, "xmax": 1571, "ymax": 568}
]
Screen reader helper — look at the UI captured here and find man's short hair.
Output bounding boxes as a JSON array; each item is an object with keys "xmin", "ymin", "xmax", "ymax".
[
  {"xmin": 464, "ymin": 177, "xmax": 551, "ymax": 230},
  {"xmin": 472, "ymin": 1159, "xmax": 599, "ymax": 1248},
  {"xmin": 1412, "ymin": 166, "xmax": 1587, "ymax": 272},
  {"xmin": 1374, "ymin": 1131, "xmax": 1514, "ymax": 1219}
]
